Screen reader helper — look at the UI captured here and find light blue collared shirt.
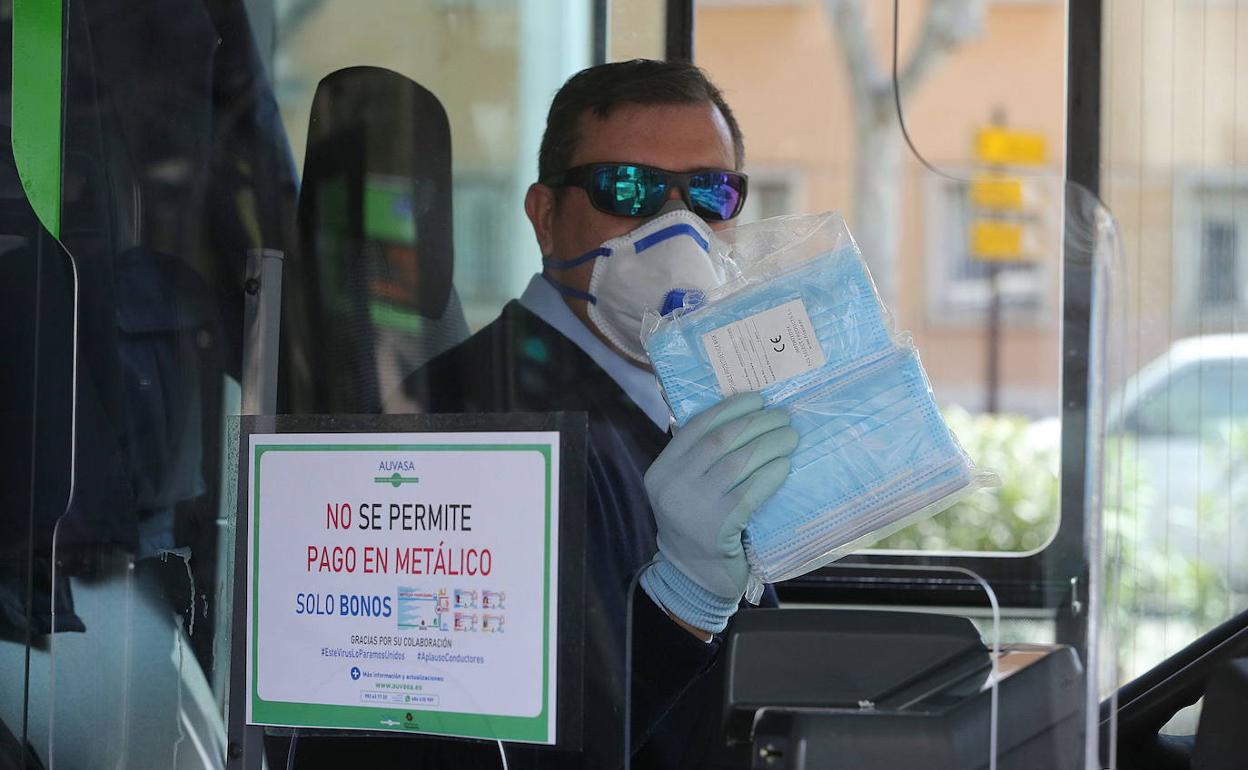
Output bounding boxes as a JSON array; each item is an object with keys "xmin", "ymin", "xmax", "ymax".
[{"xmin": 519, "ymin": 273, "xmax": 671, "ymax": 431}]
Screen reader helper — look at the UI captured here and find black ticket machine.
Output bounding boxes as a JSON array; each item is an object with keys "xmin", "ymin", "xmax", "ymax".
[{"xmin": 723, "ymin": 609, "xmax": 1085, "ymax": 770}]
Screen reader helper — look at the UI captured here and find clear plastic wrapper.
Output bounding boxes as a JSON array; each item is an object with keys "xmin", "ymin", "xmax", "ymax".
[{"xmin": 642, "ymin": 212, "xmax": 998, "ymax": 601}]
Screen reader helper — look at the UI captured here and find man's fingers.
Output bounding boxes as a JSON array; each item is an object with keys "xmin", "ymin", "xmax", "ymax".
[
  {"xmin": 710, "ymin": 423, "xmax": 798, "ymax": 495},
  {"xmin": 691, "ymin": 408, "xmax": 791, "ymax": 472},
  {"xmin": 670, "ymin": 391, "xmax": 765, "ymax": 455}
]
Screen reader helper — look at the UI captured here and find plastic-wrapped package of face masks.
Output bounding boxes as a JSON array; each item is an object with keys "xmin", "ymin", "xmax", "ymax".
[{"xmin": 641, "ymin": 212, "xmax": 997, "ymax": 602}]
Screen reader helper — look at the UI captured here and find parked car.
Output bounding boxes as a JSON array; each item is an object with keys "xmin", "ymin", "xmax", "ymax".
[{"xmin": 1109, "ymin": 334, "xmax": 1248, "ymax": 592}]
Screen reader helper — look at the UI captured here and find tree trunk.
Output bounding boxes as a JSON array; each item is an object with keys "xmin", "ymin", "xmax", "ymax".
[
  {"xmin": 853, "ymin": 98, "xmax": 903, "ymax": 305},
  {"xmin": 826, "ymin": 0, "xmax": 985, "ymax": 307}
]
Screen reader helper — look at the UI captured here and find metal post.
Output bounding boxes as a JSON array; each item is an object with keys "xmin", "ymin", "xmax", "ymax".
[
  {"xmin": 1063, "ymin": 3, "xmax": 1103, "ymax": 767},
  {"xmin": 665, "ymin": 0, "xmax": 693, "ymax": 61},
  {"xmin": 241, "ymin": 248, "xmax": 285, "ymax": 416},
  {"xmin": 983, "ymin": 110, "xmax": 1007, "ymax": 416},
  {"xmin": 987, "ymin": 263, "xmax": 1002, "ymax": 414},
  {"xmin": 228, "ymin": 247, "xmax": 285, "ymax": 770}
]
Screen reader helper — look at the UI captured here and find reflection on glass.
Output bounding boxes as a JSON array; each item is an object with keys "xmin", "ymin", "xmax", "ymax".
[
  {"xmin": 283, "ymin": 66, "xmax": 468, "ymax": 415},
  {"xmin": 271, "ymin": 0, "xmax": 592, "ymax": 329},
  {"xmin": 7, "ymin": 0, "xmax": 294, "ymax": 766}
]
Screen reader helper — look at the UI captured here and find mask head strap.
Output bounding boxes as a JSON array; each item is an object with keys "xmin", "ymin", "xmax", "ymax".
[
  {"xmin": 542, "ymin": 246, "xmax": 611, "ymax": 271},
  {"xmin": 540, "ymin": 245, "xmax": 612, "ymax": 304},
  {"xmin": 541, "ymin": 272, "xmax": 597, "ymax": 305}
]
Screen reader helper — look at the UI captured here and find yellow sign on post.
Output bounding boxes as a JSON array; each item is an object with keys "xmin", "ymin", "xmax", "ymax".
[
  {"xmin": 970, "ymin": 175, "xmax": 1024, "ymax": 211},
  {"xmin": 976, "ymin": 127, "xmax": 1047, "ymax": 166},
  {"xmin": 970, "ymin": 220, "xmax": 1026, "ymax": 261}
]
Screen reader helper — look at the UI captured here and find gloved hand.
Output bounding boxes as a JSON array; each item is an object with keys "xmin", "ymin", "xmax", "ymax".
[{"xmin": 640, "ymin": 392, "xmax": 798, "ymax": 634}]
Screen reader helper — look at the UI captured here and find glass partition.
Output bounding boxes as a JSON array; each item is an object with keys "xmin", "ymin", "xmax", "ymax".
[
  {"xmin": 692, "ymin": 1, "xmax": 1124, "ymax": 766},
  {"xmin": 696, "ymin": 0, "xmax": 1069, "ymax": 558},
  {"xmin": 1100, "ymin": 0, "xmax": 1248, "ymax": 741},
  {"xmin": 1, "ymin": 0, "xmax": 1134, "ymax": 767}
]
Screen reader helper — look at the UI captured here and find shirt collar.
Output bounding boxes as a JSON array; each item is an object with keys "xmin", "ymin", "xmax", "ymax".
[{"xmin": 519, "ymin": 273, "xmax": 671, "ymax": 432}]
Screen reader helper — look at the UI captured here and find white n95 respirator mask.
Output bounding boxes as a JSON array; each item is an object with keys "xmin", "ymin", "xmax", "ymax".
[{"xmin": 543, "ymin": 206, "xmax": 728, "ymax": 364}]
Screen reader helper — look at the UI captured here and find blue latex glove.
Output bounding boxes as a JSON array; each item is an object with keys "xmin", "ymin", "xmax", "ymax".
[{"xmin": 640, "ymin": 392, "xmax": 798, "ymax": 633}]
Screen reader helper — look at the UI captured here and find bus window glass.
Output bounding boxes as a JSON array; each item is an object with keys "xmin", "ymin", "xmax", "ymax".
[
  {"xmin": 694, "ymin": 0, "xmax": 1068, "ymax": 556},
  {"xmin": 1102, "ymin": 0, "xmax": 1248, "ymax": 728}
]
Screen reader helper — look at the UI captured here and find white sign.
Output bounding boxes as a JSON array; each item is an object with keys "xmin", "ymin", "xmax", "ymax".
[
  {"xmin": 245, "ymin": 431, "xmax": 559, "ymax": 744},
  {"xmin": 701, "ymin": 298, "xmax": 827, "ymax": 395}
]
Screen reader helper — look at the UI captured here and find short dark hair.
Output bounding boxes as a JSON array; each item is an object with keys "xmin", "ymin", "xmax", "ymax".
[{"xmin": 537, "ymin": 59, "xmax": 745, "ymax": 182}]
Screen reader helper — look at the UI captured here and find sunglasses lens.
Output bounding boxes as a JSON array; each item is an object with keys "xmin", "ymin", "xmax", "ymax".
[
  {"xmin": 591, "ymin": 165, "xmax": 667, "ymax": 217},
  {"xmin": 689, "ymin": 172, "xmax": 745, "ymax": 221}
]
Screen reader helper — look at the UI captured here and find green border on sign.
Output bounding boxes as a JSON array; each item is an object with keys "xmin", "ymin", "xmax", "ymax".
[{"xmin": 249, "ymin": 443, "xmax": 555, "ymax": 743}]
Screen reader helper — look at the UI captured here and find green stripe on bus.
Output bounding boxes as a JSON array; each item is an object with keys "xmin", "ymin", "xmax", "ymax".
[{"xmin": 12, "ymin": 0, "xmax": 63, "ymax": 238}]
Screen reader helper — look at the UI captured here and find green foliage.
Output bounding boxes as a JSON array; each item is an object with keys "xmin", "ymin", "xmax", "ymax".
[{"xmin": 1106, "ymin": 424, "xmax": 1245, "ymax": 632}]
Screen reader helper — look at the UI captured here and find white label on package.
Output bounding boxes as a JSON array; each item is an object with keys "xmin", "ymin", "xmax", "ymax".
[{"xmin": 701, "ymin": 298, "xmax": 827, "ymax": 395}]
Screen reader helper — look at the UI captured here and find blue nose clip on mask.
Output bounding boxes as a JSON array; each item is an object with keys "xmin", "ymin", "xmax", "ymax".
[{"xmin": 642, "ymin": 214, "xmax": 994, "ymax": 601}]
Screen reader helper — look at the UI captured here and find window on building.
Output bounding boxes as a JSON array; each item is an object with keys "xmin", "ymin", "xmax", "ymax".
[
  {"xmin": 1176, "ymin": 182, "xmax": 1248, "ymax": 332},
  {"xmin": 735, "ymin": 173, "xmax": 796, "ymax": 224},
  {"xmin": 1197, "ymin": 218, "xmax": 1242, "ymax": 308}
]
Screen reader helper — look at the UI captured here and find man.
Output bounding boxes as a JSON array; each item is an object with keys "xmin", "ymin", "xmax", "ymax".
[{"xmin": 305, "ymin": 58, "xmax": 796, "ymax": 769}]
